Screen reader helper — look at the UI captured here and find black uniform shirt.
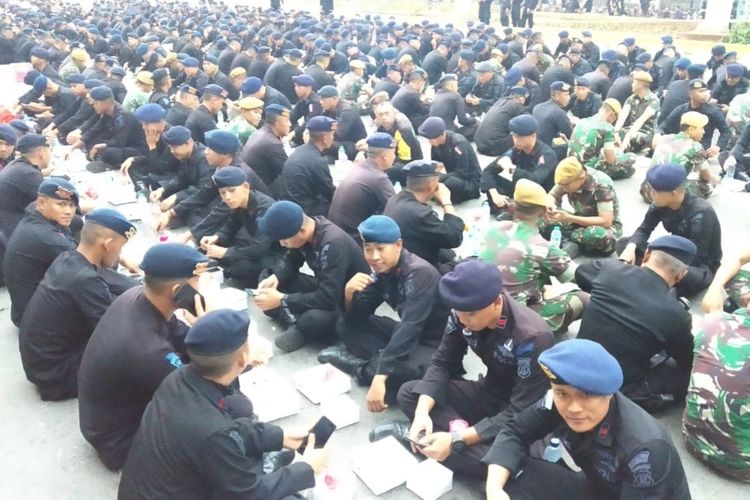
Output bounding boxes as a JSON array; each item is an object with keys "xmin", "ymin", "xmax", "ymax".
[
  {"xmin": 0, "ymin": 157, "xmax": 43, "ymax": 236},
  {"xmin": 305, "ymin": 63, "xmax": 336, "ymax": 91},
  {"xmin": 430, "ymin": 90, "xmax": 477, "ymax": 131},
  {"xmin": 18, "ymin": 250, "xmax": 112, "ymax": 396},
  {"xmin": 77, "ymin": 286, "xmax": 190, "ymax": 469},
  {"xmin": 118, "ymin": 365, "xmax": 314, "ymax": 500},
  {"xmin": 383, "ymin": 190, "xmax": 464, "ymax": 267},
  {"xmin": 661, "ymin": 101, "xmax": 731, "ymax": 150},
  {"xmin": 391, "ymin": 86, "xmax": 430, "ymax": 130},
  {"xmin": 216, "ymin": 190, "xmax": 279, "ymax": 262},
  {"xmin": 422, "ymin": 50, "xmax": 448, "ymax": 85},
  {"xmin": 277, "ymin": 143, "xmax": 334, "ymax": 217},
  {"xmin": 474, "ymin": 97, "xmax": 524, "ymax": 156},
  {"xmin": 710, "ymin": 77, "xmax": 749, "ymax": 106},
  {"xmin": 480, "ymin": 140, "xmax": 557, "ymax": 192},
  {"xmin": 165, "ymin": 102, "xmax": 192, "ymax": 127},
  {"xmin": 532, "ymin": 99, "xmax": 573, "ymax": 144},
  {"xmin": 470, "ymin": 74, "xmax": 506, "ymax": 112},
  {"xmin": 483, "ymin": 392, "xmax": 692, "ymax": 499},
  {"xmin": 184, "ymin": 104, "xmax": 218, "ymax": 144},
  {"xmin": 416, "ymin": 291, "xmax": 553, "ymax": 441},
  {"xmin": 264, "ymin": 60, "xmax": 302, "ymax": 105},
  {"xmin": 240, "ymin": 126, "xmax": 288, "ymax": 191},
  {"xmin": 431, "ymin": 130, "xmax": 481, "ymax": 187},
  {"xmin": 161, "ymin": 143, "xmax": 212, "ymax": 203},
  {"xmin": 657, "ymin": 79, "xmax": 690, "ymax": 128},
  {"xmin": 570, "ymin": 92, "xmax": 603, "ymax": 119}
]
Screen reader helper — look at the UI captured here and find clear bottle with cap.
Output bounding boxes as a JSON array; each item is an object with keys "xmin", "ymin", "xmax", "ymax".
[
  {"xmin": 337, "ymin": 144, "xmax": 347, "ymax": 162},
  {"xmin": 550, "ymin": 226, "xmax": 562, "ymax": 248},
  {"xmin": 543, "ymin": 437, "xmax": 563, "ymax": 464}
]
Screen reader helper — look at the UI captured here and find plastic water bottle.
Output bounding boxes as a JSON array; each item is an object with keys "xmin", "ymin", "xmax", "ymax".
[
  {"xmin": 337, "ymin": 145, "xmax": 347, "ymax": 162},
  {"xmin": 394, "ymin": 181, "xmax": 402, "ymax": 193},
  {"xmin": 543, "ymin": 437, "xmax": 563, "ymax": 464},
  {"xmin": 724, "ymin": 156, "xmax": 737, "ymax": 181},
  {"xmin": 550, "ymin": 226, "xmax": 562, "ymax": 248}
]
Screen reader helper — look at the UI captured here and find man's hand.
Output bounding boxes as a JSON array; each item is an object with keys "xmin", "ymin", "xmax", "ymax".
[
  {"xmin": 367, "ymin": 375, "xmax": 388, "ymax": 412},
  {"xmin": 702, "ymin": 288, "xmax": 725, "ymax": 313},
  {"xmin": 301, "ymin": 434, "xmax": 329, "ymax": 474},
  {"xmin": 619, "ymin": 243, "xmax": 637, "ymax": 264},
  {"xmin": 120, "ymin": 157, "xmax": 135, "ymax": 175},
  {"xmin": 253, "ymin": 288, "xmax": 284, "ymax": 311},
  {"xmin": 720, "ymin": 104, "xmax": 729, "ymax": 114},
  {"xmin": 258, "ymin": 274, "xmax": 279, "ymax": 290},
  {"xmin": 120, "ymin": 256, "xmax": 142, "ymax": 275},
  {"xmin": 546, "ymin": 209, "xmax": 568, "ymax": 223},
  {"xmin": 66, "ymin": 130, "xmax": 82, "ymax": 145},
  {"xmin": 355, "ymin": 138, "xmax": 368, "ymax": 152},
  {"xmin": 418, "ymin": 432, "xmax": 452, "ymax": 461},
  {"xmin": 149, "ymin": 187, "xmax": 165, "ymax": 203},
  {"xmin": 200, "ymin": 235, "xmax": 220, "ymax": 250},
  {"xmin": 705, "ymin": 145, "xmax": 720, "ymax": 158},
  {"xmin": 88, "ymin": 143, "xmax": 106, "ymax": 160},
  {"xmin": 156, "ymin": 211, "xmax": 172, "ymax": 232},
  {"xmin": 282, "ymin": 428, "xmax": 310, "ymax": 451},
  {"xmin": 435, "ymin": 162, "xmax": 446, "ymax": 174},
  {"xmin": 160, "ymin": 195, "xmax": 177, "ymax": 212},
  {"xmin": 345, "ymin": 272, "xmax": 374, "ymax": 296},
  {"xmin": 434, "ymin": 182, "xmax": 453, "ymax": 206},
  {"xmin": 205, "ymin": 244, "xmax": 228, "ymax": 259},
  {"xmin": 489, "ymin": 190, "xmax": 509, "ymax": 209},
  {"xmin": 409, "ymin": 412, "xmax": 433, "ymax": 453}
]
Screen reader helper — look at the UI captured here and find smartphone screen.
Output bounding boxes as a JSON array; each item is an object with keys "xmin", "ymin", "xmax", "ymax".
[
  {"xmin": 297, "ymin": 416, "xmax": 336, "ymax": 454},
  {"xmin": 173, "ymin": 282, "xmax": 205, "ymax": 316}
]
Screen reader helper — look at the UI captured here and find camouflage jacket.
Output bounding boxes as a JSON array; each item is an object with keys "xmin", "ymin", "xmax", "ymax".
[
  {"xmin": 568, "ymin": 115, "xmax": 616, "ymax": 168},
  {"xmin": 651, "ymin": 132, "xmax": 709, "ymax": 175},
  {"xmin": 480, "ymin": 220, "xmax": 574, "ymax": 306},
  {"xmin": 224, "ymin": 116, "xmax": 257, "ymax": 147},
  {"xmin": 623, "ymin": 91, "xmax": 660, "ymax": 133},
  {"xmin": 550, "ymin": 168, "xmax": 621, "ymax": 231}
]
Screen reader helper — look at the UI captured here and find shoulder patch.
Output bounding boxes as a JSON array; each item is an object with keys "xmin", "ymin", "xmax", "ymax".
[
  {"xmin": 627, "ymin": 450, "xmax": 655, "ymax": 487},
  {"xmin": 164, "ymin": 352, "xmax": 183, "ymax": 369},
  {"xmin": 228, "ymin": 429, "xmax": 246, "ymax": 455}
]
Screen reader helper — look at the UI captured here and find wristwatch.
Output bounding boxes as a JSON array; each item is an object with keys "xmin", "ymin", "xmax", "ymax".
[{"xmin": 450, "ymin": 432, "xmax": 467, "ymax": 454}]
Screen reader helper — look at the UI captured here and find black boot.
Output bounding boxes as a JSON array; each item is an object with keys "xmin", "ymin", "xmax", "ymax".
[
  {"xmin": 317, "ymin": 344, "xmax": 366, "ymax": 376},
  {"xmin": 368, "ymin": 420, "xmax": 412, "ymax": 448}
]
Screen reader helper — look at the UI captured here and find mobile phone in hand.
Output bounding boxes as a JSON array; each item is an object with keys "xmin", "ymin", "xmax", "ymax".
[{"xmin": 297, "ymin": 416, "xmax": 336, "ymax": 454}]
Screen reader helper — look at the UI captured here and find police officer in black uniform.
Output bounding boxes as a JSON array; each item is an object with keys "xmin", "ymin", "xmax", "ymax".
[
  {"xmin": 203, "ymin": 55, "xmax": 239, "ymax": 101},
  {"xmin": 373, "ymin": 260, "xmax": 552, "ymax": 478},
  {"xmin": 78, "ymin": 243, "xmax": 208, "ymax": 471},
  {"xmin": 483, "ymin": 339, "xmax": 691, "ymax": 500},
  {"xmin": 320, "ymin": 215, "xmax": 449, "ymax": 411},
  {"xmin": 185, "ymin": 83, "xmax": 226, "ymax": 144},
  {"xmin": 660, "ymin": 79, "xmax": 731, "ymax": 151},
  {"xmin": 0, "ymin": 134, "xmax": 47, "ymax": 243},
  {"xmin": 418, "ymin": 117, "xmax": 481, "ymax": 204},
  {"xmin": 318, "ymin": 85, "xmax": 367, "ymax": 161},
  {"xmin": 264, "ymin": 49, "xmax": 304, "ymax": 105},
  {"xmin": 430, "ymin": 74, "xmax": 479, "ymax": 141},
  {"xmin": 242, "ymin": 77, "xmax": 292, "ymax": 115},
  {"xmin": 278, "ymin": 116, "xmax": 336, "ymax": 217},
  {"xmin": 165, "ymin": 84, "xmax": 199, "ymax": 127},
  {"xmin": 532, "ymin": 81, "xmax": 573, "ymax": 159},
  {"xmin": 290, "ymin": 74, "xmax": 322, "ymax": 145},
  {"xmin": 474, "ymin": 88, "xmax": 528, "ymax": 157},
  {"xmin": 200, "ymin": 167, "xmax": 281, "ymax": 288},
  {"xmin": 5, "ymin": 178, "xmax": 79, "ymax": 326},
  {"xmin": 305, "ymin": 50, "xmax": 336, "ymax": 90},
  {"xmin": 391, "ymin": 69, "xmax": 431, "ymax": 131},
  {"xmin": 569, "ymin": 77, "xmax": 603, "ymax": 120},
  {"xmin": 254, "ymin": 201, "xmax": 369, "ymax": 353},
  {"xmin": 710, "ymin": 63, "xmax": 748, "ymax": 108},
  {"xmin": 618, "ymin": 163, "xmax": 722, "ymax": 298},
  {"xmin": 240, "ymin": 104, "xmax": 291, "ymax": 194},
  {"xmin": 18, "ymin": 208, "xmax": 137, "ymax": 401},
  {"xmin": 576, "ymin": 235, "xmax": 695, "ymax": 412},
  {"xmin": 121, "ymin": 103, "xmax": 179, "ymax": 189},
  {"xmin": 384, "ymin": 160, "xmax": 465, "ymax": 272},
  {"xmin": 148, "ymin": 68, "xmax": 172, "ymax": 111},
  {"xmin": 118, "ymin": 310, "xmax": 328, "ymax": 499}
]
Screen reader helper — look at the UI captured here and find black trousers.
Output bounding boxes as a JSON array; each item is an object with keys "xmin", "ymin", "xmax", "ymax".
[
  {"xmin": 615, "ymin": 236, "xmax": 714, "ymax": 298},
  {"xmin": 511, "ymin": 0, "xmax": 523, "ymax": 26},
  {"xmin": 397, "ymin": 378, "xmax": 505, "ymax": 478},
  {"xmin": 441, "ymin": 174, "xmax": 480, "ymax": 204},
  {"xmin": 221, "ymin": 254, "xmax": 280, "ymax": 289},
  {"xmin": 336, "ymin": 315, "xmax": 437, "ymax": 395},
  {"xmin": 504, "ymin": 457, "xmax": 591, "ymax": 500},
  {"xmin": 478, "ymin": 0, "xmax": 492, "ymax": 24},
  {"xmin": 622, "ymin": 356, "xmax": 691, "ymax": 413},
  {"xmin": 264, "ymin": 274, "xmax": 337, "ymax": 341}
]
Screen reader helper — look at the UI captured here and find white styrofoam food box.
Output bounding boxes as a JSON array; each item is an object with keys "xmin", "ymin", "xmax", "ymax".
[
  {"xmin": 320, "ymin": 395, "xmax": 359, "ymax": 429},
  {"xmin": 406, "ymin": 459, "xmax": 454, "ymax": 500},
  {"xmin": 294, "ymin": 363, "xmax": 351, "ymax": 404},
  {"xmin": 353, "ymin": 436, "xmax": 418, "ymax": 495}
]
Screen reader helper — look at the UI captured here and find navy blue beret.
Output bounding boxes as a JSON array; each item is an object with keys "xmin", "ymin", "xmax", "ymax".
[
  {"xmin": 242, "ymin": 76, "xmax": 262, "ymax": 94},
  {"xmin": 90, "ymin": 85, "xmax": 114, "ymax": 101},
  {"xmin": 9, "ymin": 120, "xmax": 31, "ymax": 134},
  {"xmin": 182, "ymin": 56, "xmax": 199, "ymax": 68},
  {"xmin": 0, "ymin": 124, "xmax": 16, "ymax": 145},
  {"xmin": 509, "ymin": 86, "xmax": 529, "ymax": 97},
  {"xmin": 559, "ymin": 30, "xmax": 569, "ymax": 37},
  {"xmin": 110, "ymin": 35, "xmax": 123, "ymax": 44},
  {"xmin": 646, "ymin": 163, "xmax": 687, "ymax": 192},
  {"xmin": 521, "ymin": 28, "xmax": 533, "ymax": 37},
  {"xmin": 33, "ymin": 75, "xmax": 49, "ymax": 92},
  {"xmin": 403, "ymin": 160, "xmax": 439, "ymax": 177},
  {"xmin": 505, "ymin": 67, "xmax": 523, "ymax": 86},
  {"xmin": 473, "ymin": 40, "xmax": 486, "ymax": 52},
  {"xmin": 674, "ymin": 57, "xmax": 691, "ymax": 70},
  {"xmin": 307, "ymin": 116, "xmax": 336, "ymax": 132},
  {"xmin": 213, "ymin": 166, "xmax": 247, "ymax": 188},
  {"xmin": 265, "ymin": 103, "xmax": 290, "ymax": 117},
  {"xmin": 179, "ymin": 84, "xmax": 198, "ymax": 96},
  {"xmin": 134, "ymin": 103, "xmax": 167, "ymax": 123},
  {"xmin": 318, "ymin": 85, "xmax": 339, "ymax": 98},
  {"xmin": 135, "ymin": 44, "xmax": 148, "ymax": 57},
  {"xmin": 202, "ymin": 84, "xmax": 227, "ymax": 98},
  {"xmin": 203, "ymin": 54, "xmax": 219, "ymax": 65},
  {"xmin": 636, "ymin": 52, "xmax": 652, "ymax": 63},
  {"xmin": 439, "ymin": 260, "xmax": 503, "ymax": 311},
  {"xmin": 712, "ymin": 44, "xmax": 726, "ymax": 57},
  {"xmin": 661, "ymin": 35, "xmax": 673, "ymax": 44},
  {"xmin": 550, "ymin": 81, "xmax": 571, "ymax": 93},
  {"xmin": 140, "ymin": 243, "xmax": 208, "ymax": 279},
  {"xmin": 185, "ymin": 309, "xmax": 250, "ymax": 356},
  {"xmin": 162, "ymin": 125, "xmax": 192, "ymax": 145},
  {"xmin": 687, "ymin": 64, "xmax": 706, "ymax": 78},
  {"xmin": 109, "ymin": 66, "xmax": 126, "ymax": 77},
  {"xmin": 418, "ymin": 116, "xmax": 446, "ymax": 139},
  {"xmin": 16, "ymin": 133, "xmax": 48, "ymax": 153},
  {"xmin": 271, "ymin": 31, "xmax": 283, "ymax": 40},
  {"xmin": 574, "ymin": 77, "xmax": 590, "ymax": 87},
  {"xmin": 601, "ymin": 49, "xmax": 617, "ymax": 61},
  {"xmin": 152, "ymin": 68, "xmax": 169, "ymax": 80},
  {"xmin": 381, "ymin": 48, "xmax": 397, "ymax": 60},
  {"xmin": 257, "ymin": 46, "xmax": 271, "ymax": 54},
  {"xmin": 68, "ymin": 73, "xmax": 86, "ymax": 84},
  {"xmin": 538, "ymin": 339, "xmax": 623, "ymax": 395},
  {"xmin": 509, "ymin": 114, "xmax": 538, "ymax": 135},
  {"xmin": 623, "ymin": 37, "xmax": 635, "ymax": 47},
  {"xmin": 38, "ymin": 177, "xmax": 78, "ymax": 203},
  {"xmin": 358, "ymin": 215, "xmax": 401, "ymax": 244},
  {"xmin": 259, "ymin": 200, "xmax": 304, "ymax": 240},
  {"xmin": 367, "ymin": 132, "xmax": 396, "ymax": 149},
  {"xmin": 85, "ymin": 207, "xmax": 137, "ymax": 239},
  {"xmin": 23, "ymin": 69, "xmax": 41, "ymax": 86},
  {"xmin": 459, "ymin": 49, "xmax": 475, "ymax": 61},
  {"xmin": 292, "ymin": 74, "xmax": 315, "ymax": 87},
  {"xmin": 727, "ymin": 63, "xmax": 744, "ymax": 77},
  {"xmin": 286, "ymin": 48, "xmax": 303, "ymax": 59},
  {"xmin": 647, "ymin": 235, "xmax": 697, "ymax": 265},
  {"xmin": 205, "ymin": 129, "xmax": 240, "ymax": 155},
  {"xmin": 30, "ymin": 47, "xmax": 50, "ymax": 59}
]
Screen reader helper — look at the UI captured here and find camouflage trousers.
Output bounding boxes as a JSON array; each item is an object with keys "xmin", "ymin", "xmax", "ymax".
[
  {"xmin": 726, "ymin": 269, "xmax": 750, "ymax": 309},
  {"xmin": 529, "ymin": 290, "xmax": 589, "ymax": 334},
  {"xmin": 541, "ymin": 220, "xmax": 621, "ymax": 255},
  {"xmin": 640, "ymin": 178, "xmax": 713, "ymax": 203},
  {"xmin": 589, "ymin": 152, "xmax": 637, "ymax": 180},
  {"xmin": 618, "ymin": 127, "xmax": 653, "ymax": 153}
]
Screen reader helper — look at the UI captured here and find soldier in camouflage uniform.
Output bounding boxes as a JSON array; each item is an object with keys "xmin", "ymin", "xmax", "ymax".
[
  {"xmin": 568, "ymin": 97, "xmax": 637, "ymax": 180},
  {"xmin": 480, "ymin": 179, "xmax": 589, "ymax": 334},
  {"xmin": 641, "ymin": 111, "xmax": 717, "ymax": 203},
  {"xmin": 224, "ymin": 96, "xmax": 263, "ymax": 146},
  {"xmin": 543, "ymin": 157, "xmax": 621, "ymax": 257},
  {"xmin": 122, "ymin": 71, "xmax": 154, "ymax": 113},
  {"xmin": 702, "ymin": 247, "xmax": 750, "ymax": 314},
  {"xmin": 614, "ymin": 70, "xmax": 660, "ymax": 152},
  {"xmin": 337, "ymin": 60, "xmax": 371, "ymax": 105},
  {"xmin": 683, "ymin": 311, "xmax": 750, "ymax": 481}
]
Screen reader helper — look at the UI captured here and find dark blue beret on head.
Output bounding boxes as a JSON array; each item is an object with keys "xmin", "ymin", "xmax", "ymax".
[
  {"xmin": 381, "ymin": 47, "xmax": 397, "ymax": 59},
  {"xmin": 205, "ymin": 129, "xmax": 240, "ymax": 155},
  {"xmin": 259, "ymin": 200, "xmax": 304, "ymax": 240},
  {"xmin": 33, "ymin": 75, "xmax": 48, "ymax": 92},
  {"xmin": 38, "ymin": 177, "xmax": 78, "ymax": 204},
  {"xmin": 318, "ymin": 85, "xmax": 339, "ymax": 98},
  {"xmin": 182, "ymin": 56, "xmax": 199, "ymax": 68},
  {"xmin": 403, "ymin": 160, "xmax": 439, "ymax": 177},
  {"xmin": 418, "ymin": 116, "xmax": 446, "ymax": 140},
  {"xmin": 661, "ymin": 35, "xmax": 673, "ymax": 44},
  {"xmin": 550, "ymin": 81, "xmax": 571, "ymax": 92},
  {"xmin": 439, "ymin": 260, "xmax": 503, "ymax": 311},
  {"xmin": 635, "ymin": 52, "xmax": 652, "ymax": 63},
  {"xmin": 110, "ymin": 66, "xmax": 126, "ymax": 77},
  {"xmin": 367, "ymin": 132, "xmax": 396, "ymax": 149},
  {"xmin": 306, "ymin": 115, "xmax": 336, "ymax": 132},
  {"xmin": 538, "ymin": 339, "xmax": 623, "ymax": 395},
  {"xmin": 265, "ymin": 103, "xmax": 290, "ymax": 117},
  {"xmin": 213, "ymin": 166, "xmax": 247, "ymax": 188},
  {"xmin": 623, "ymin": 37, "xmax": 635, "ymax": 47},
  {"xmin": 202, "ymin": 84, "xmax": 227, "ymax": 97},
  {"xmin": 85, "ymin": 207, "xmax": 137, "ymax": 239},
  {"xmin": 647, "ymin": 235, "xmax": 697, "ymax": 265},
  {"xmin": 292, "ymin": 74, "xmax": 315, "ymax": 87},
  {"xmin": 509, "ymin": 86, "xmax": 529, "ymax": 97},
  {"xmin": 358, "ymin": 215, "xmax": 401, "ymax": 244},
  {"xmin": 90, "ymin": 85, "xmax": 114, "ymax": 101},
  {"xmin": 727, "ymin": 63, "xmax": 744, "ymax": 78},
  {"xmin": 204, "ymin": 54, "xmax": 219, "ymax": 65},
  {"xmin": 10, "ymin": 119, "xmax": 31, "ymax": 133},
  {"xmin": 24, "ymin": 69, "xmax": 41, "ymax": 86},
  {"xmin": 162, "ymin": 126, "xmax": 192, "ymax": 145},
  {"xmin": 16, "ymin": 133, "xmax": 48, "ymax": 153},
  {"xmin": 140, "ymin": 243, "xmax": 208, "ymax": 279},
  {"xmin": 68, "ymin": 73, "xmax": 85, "ymax": 84},
  {"xmin": 509, "ymin": 114, "xmax": 538, "ymax": 135},
  {"xmin": 674, "ymin": 58, "xmax": 691, "ymax": 70},
  {"xmin": 152, "ymin": 67, "xmax": 169, "ymax": 80},
  {"xmin": 0, "ymin": 124, "xmax": 17, "ymax": 145},
  {"xmin": 185, "ymin": 309, "xmax": 250, "ymax": 356},
  {"xmin": 505, "ymin": 67, "xmax": 523, "ymax": 86},
  {"xmin": 459, "ymin": 49, "xmax": 475, "ymax": 61},
  {"xmin": 646, "ymin": 163, "xmax": 686, "ymax": 192},
  {"xmin": 242, "ymin": 76, "xmax": 262, "ymax": 94},
  {"xmin": 134, "ymin": 103, "xmax": 166, "ymax": 123},
  {"xmin": 574, "ymin": 77, "xmax": 590, "ymax": 87},
  {"xmin": 30, "ymin": 47, "xmax": 50, "ymax": 59}
]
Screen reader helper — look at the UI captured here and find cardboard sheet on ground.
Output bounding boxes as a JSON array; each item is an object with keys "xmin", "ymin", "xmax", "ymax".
[
  {"xmin": 407, "ymin": 459, "xmax": 453, "ymax": 500},
  {"xmin": 295, "ymin": 363, "xmax": 351, "ymax": 404},
  {"xmin": 353, "ymin": 436, "xmax": 418, "ymax": 496}
]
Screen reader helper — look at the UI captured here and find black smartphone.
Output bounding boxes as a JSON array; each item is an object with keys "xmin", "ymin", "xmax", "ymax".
[
  {"xmin": 173, "ymin": 282, "xmax": 205, "ymax": 316},
  {"xmin": 297, "ymin": 416, "xmax": 337, "ymax": 454}
]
